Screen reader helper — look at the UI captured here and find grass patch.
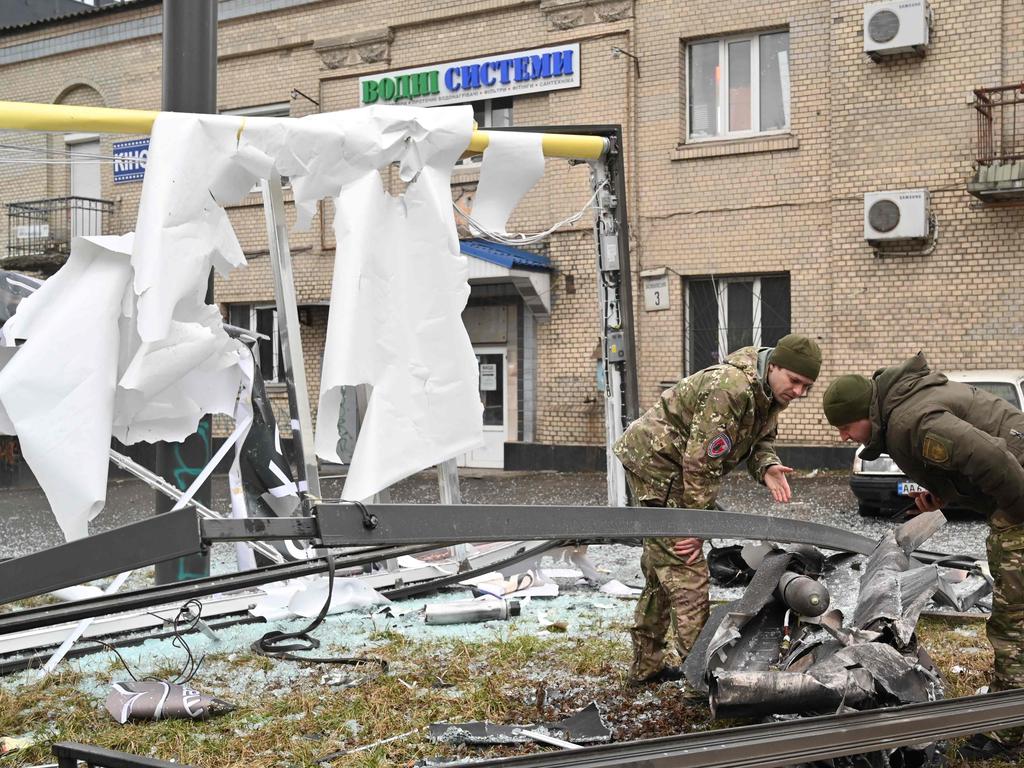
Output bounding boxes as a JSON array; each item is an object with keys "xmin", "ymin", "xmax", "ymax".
[{"xmin": 0, "ymin": 615, "xmax": 1008, "ymax": 767}]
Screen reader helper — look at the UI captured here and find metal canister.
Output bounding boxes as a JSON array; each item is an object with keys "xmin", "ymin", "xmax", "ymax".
[{"xmin": 424, "ymin": 598, "xmax": 522, "ymax": 625}]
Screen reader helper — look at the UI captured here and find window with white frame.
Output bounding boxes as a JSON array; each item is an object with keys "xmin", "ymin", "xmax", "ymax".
[
  {"xmin": 686, "ymin": 274, "xmax": 790, "ymax": 375},
  {"xmin": 228, "ymin": 304, "xmax": 284, "ymax": 384},
  {"xmin": 687, "ymin": 30, "xmax": 790, "ymax": 140}
]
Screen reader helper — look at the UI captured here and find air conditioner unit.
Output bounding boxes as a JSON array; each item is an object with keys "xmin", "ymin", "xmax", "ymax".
[
  {"xmin": 864, "ymin": 0, "xmax": 930, "ymax": 58},
  {"xmin": 864, "ymin": 189, "xmax": 929, "ymax": 240}
]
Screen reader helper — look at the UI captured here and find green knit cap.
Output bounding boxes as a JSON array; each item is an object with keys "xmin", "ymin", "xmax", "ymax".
[
  {"xmin": 769, "ymin": 334, "xmax": 822, "ymax": 381},
  {"xmin": 822, "ymin": 374, "xmax": 873, "ymax": 426}
]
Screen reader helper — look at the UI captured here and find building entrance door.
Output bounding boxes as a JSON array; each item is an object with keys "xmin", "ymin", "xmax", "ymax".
[
  {"xmin": 459, "ymin": 346, "xmax": 507, "ymax": 468},
  {"xmin": 66, "ymin": 134, "xmax": 102, "ymax": 239}
]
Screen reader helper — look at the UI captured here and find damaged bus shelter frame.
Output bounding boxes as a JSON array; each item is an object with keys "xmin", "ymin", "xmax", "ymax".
[
  {"xmin": 3, "ymin": 103, "xmax": 1024, "ymax": 768},
  {"xmin": 0, "ymin": 100, "xmax": 638, "ymax": 601}
]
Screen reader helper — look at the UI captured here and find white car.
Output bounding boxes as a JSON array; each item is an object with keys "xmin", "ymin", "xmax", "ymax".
[{"xmin": 850, "ymin": 369, "xmax": 1024, "ymax": 516}]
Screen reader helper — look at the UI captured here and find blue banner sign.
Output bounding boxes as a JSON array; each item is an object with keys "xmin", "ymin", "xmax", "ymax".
[{"xmin": 113, "ymin": 138, "xmax": 149, "ymax": 184}]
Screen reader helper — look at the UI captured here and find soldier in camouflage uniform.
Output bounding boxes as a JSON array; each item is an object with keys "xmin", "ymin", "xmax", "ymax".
[
  {"xmin": 614, "ymin": 334, "xmax": 822, "ymax": 684},
  {"xmin": 824, "ymin": 353, "xmax": 1024, "ymax": 759}
]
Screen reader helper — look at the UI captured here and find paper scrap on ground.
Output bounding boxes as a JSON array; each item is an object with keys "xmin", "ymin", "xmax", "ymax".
[
  {"xmin": 288, "ymin": 576, "xmax": 391, "ymax": 618},
  {"xmin": 600, "ymin": 578, "xmax": 642, "ymax": 597},
  {"xmin": 469, "ymin": 130, "xmax": 545, "ymax": 235},
  {"xmin": 316, "ymin": 106, "xmax": 483, "ymax": 501}
]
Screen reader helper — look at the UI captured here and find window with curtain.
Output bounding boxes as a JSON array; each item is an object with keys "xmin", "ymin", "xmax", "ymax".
[{"xmin": 687, "ymin": 30, "xmax": 790, "ymax": 140}]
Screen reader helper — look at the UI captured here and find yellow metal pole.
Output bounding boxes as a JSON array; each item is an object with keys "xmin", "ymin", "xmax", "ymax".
[{"xmin": 0, "ymin": 100, "xmax": 607, "ymax": 160}]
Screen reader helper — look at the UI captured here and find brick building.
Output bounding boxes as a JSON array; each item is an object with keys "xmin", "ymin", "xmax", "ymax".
[{"xmin": 1, "ymin": 0, "xmax": 1022, "ymax": 470}]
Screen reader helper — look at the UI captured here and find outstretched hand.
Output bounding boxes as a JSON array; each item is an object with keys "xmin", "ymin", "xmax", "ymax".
[{"xmin": 764, "ymin": 464, "xmax": 794, "ymax": 503}]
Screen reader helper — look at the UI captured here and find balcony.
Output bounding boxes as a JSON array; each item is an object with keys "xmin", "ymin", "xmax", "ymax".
[
  {"xmin": 969, "ymin": 84, "xmax": 1024, "ymax": 201},
  {"xmin": 5, "ymin": 196, "xmax": 114, "ymax": 273}
]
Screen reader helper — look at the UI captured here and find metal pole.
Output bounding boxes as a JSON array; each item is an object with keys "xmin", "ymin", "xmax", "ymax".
[
  {"xmin": 154, "ymin": 0, "xmax": 218, "ymax": 584},
  {"xmin": 260, "ymin": 172, "xmax": 321, "ymax": 508},
  {"xmin": 592, "ymin": 158, "xmax": 627, "ymax": 507}
]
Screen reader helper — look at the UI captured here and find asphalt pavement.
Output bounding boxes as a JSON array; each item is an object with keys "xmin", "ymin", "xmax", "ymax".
[{"xmin": 0, "ymin": 466, "xmax": 989, "ymax": 570}]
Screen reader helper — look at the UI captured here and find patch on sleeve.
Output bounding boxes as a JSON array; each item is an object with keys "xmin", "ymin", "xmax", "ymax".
[
  {"xmin": 921, "ymin": 433, "xmax": 953, "ymax": 466},
  {"xmin": 706, "ymin": 432, "xmax": 732, "ymax": 459}
]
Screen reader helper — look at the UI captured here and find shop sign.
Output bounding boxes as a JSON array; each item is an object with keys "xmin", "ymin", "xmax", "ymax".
[
  {"xmin": 360, "ymin": 44, "xmax": 580, "ymax": 107},
  {"xmin": 113, "ymin": 138, "xmax": 149, "ymax": 184}
]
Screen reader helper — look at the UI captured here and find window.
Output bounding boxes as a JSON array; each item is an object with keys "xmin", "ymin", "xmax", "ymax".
[
  {"xmin": 686, "ymin": 274, "xmax": 790, "ymax": 375},
  {"xmin": 458, "ymin": 96, "xmax": 513, "ymax": 166},
  {"xmin": 687, "ymin": 30, "xmax": 790, "ymax": 140},
  {"xmin": 228, "ymin": 304, "xmax": 284, "ymax": 384}
]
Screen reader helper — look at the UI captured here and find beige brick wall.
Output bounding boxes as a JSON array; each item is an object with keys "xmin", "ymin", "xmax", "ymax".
[{"xmin": 2, "ymin": 0, "xmax": 1022, "ymax": 454}]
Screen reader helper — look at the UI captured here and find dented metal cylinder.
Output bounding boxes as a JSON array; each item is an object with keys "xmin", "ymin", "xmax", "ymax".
[
  {"xmin": 776, "ymin": 571, "xmax": 830, "ymax": 617},
  {"xmin": 425, "ymin": 598, "xmax": 521, "ymax": 625},
  {"xmin": 710, "ymin": 669, "xmax": 875, "ymax": 718}
]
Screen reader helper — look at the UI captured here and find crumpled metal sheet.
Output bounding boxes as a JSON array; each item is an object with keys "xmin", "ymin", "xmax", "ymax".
[
  {"xmin": 853, "ymin": 512, "xmax": 948, "ymax": 646},
  {"xmin": 691, "ymin": 515, "xmax": 949, "ymax": 728},
  {"xmin": 104, "ymin": 681, "xmax": 235, "ymax": 724},
  {"xmin": 427, "ymin": 702, "xmax": 610, "ymax": 746}
]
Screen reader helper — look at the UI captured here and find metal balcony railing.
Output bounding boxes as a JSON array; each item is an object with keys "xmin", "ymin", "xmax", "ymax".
[
  {"xmin": 970, "ymin": 84, "xmax": 1024, "ymax": 200},
  {"xmin": 974, "ymin": 83, "xmax": 1024, "ymax": 163},
  {"xmin": 5, "ymin": 195, "xmax": 114, "ymax": 262}
]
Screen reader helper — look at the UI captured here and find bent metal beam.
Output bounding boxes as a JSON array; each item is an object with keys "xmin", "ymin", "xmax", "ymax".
[{"xmin": 0, "ymin": 504, "xmax": 879, "ymax": 605}]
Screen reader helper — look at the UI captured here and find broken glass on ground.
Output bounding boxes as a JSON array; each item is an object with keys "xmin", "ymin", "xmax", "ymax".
[{"xmin": 427, "ymin": 701, "xmax": 610, "ymax": 746}]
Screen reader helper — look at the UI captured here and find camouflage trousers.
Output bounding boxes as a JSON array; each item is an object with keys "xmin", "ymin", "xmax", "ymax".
[
  {"xmin": 625, "ymin": 470, "xmax": 710, "ymax": 682},
  {"xmin": 986, "ymin": 521, "xmax": 1024, "ymax": 746}
]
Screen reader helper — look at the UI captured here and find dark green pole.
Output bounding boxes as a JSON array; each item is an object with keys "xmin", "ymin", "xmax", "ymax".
[{"xmin": 155, "ymin": 0, "xmax": 217, "ymax": 584}]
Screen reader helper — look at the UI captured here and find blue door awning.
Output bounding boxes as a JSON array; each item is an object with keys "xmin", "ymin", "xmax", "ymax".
[
  {"xmin": 460, "ymin": 239, "xmax": 551, "ymax": 316},
  {"xmin": 460, "ymin": 239, "xmax": 551, "ymax": 272}
]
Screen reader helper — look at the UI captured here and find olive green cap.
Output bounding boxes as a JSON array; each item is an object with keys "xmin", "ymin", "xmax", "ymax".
[
  {"xmin": 822, "ymin": 374, "xmax": 873, "ymax": 426},
  {"xmin": 769, "ymin": 334, "xmax": 822, "ymax": 381}
]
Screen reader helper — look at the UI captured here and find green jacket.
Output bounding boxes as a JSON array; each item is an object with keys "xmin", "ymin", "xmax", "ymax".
[
  {"xmin": 861, "ymin": 352, "xmax": 1024, "ymax": 525},
  {"xmin": 613, "ymin": 346, "xmax": 782, "ymax": 509}
]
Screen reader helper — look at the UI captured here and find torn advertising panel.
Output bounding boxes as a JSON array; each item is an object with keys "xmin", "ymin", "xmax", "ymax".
[{"xmin": 685, "ymin": 512, "xmax": 979, "ymax": 767}]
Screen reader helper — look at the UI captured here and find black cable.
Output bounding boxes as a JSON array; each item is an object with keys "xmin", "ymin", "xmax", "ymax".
[
  {"xmin": 96, "ymin": 598, "xmax": 206, "ymax": 683},
  {"xmin": 251, "ymin": 548, "xmax": 387, "ymax": 672}
]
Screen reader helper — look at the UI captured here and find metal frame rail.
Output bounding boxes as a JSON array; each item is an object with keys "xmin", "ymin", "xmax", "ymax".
[
  {"xmin": 0, "ymin": 504, "xmax": 880, "ymax": 605},
  {"xmin": 53, "ymin": 742, "xmax": 195, "ymax": 768},
  {"xmin": 464, "ymin": 689, "xmax": 1024, "ymax": 768}
]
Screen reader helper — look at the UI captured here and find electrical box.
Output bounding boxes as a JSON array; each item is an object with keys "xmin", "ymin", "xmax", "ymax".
[
  {"xmin": 605, "ymin": 331, "xmax": 626, "ymax": 362},
  {"xmin": 864, "ymin": 0, "xmax": 930, "ymax": 58},
  {"xmin": 600, "ymin": 232, "xmax": 620, "ymax": 271},
  {"xmin": 864, "ymin": 189, "xmax": 929, "ymax": 240}
]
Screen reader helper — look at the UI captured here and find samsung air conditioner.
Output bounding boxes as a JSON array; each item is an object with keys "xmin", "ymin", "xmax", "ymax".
[
  {"xmin": 864, "ymin": 0, "xmax": 930, "ymax": 58},
  {"xmin": 864, "ymin": 190, "xmax": 929, "ymax": 240}
]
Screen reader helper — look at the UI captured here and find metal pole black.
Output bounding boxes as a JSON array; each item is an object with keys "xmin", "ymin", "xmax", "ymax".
[{"xmin": 155, "ymin": 0, "xmax": 217, "ymax": 584}]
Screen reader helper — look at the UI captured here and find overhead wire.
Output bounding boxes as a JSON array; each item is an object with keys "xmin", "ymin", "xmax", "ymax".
[{"xmin": 453, "ymin": 181, "xmax": 604, "ymax": 246}]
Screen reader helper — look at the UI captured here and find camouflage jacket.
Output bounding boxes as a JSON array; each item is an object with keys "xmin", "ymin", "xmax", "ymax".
[
  {"xmin": 613, "ymin": 346, "xmax": 782, "ymax": 509},
  {"xmin": 861, "ymin": 352, "xmax": 1024, "ymax": 525}
]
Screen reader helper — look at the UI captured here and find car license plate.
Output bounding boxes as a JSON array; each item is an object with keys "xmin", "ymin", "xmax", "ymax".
[{"xmin": 898, "ymin": 481, "xmax": 925, "ymax": 496}]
